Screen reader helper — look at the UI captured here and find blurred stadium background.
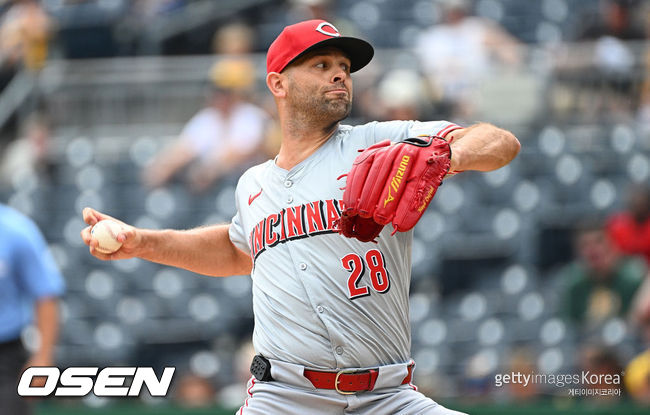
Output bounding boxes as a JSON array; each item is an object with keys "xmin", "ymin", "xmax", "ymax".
[{"xmin": 1, "ymin": 0, "xmax": 650, "ymax": 414}]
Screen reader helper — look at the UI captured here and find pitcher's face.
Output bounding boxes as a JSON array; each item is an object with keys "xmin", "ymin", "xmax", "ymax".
[{"xmin": 284, "ymin": 47, "xmax": 353, "ymax": 124}]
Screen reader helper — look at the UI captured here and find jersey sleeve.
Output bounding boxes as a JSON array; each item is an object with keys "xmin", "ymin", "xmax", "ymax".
[
  {"xmin": 229, "ymin": 212, "xmax": 250, "ymax": 255},
  {"xmin": 358, "ymin": 120, "xmax": 463, "ymax": 147},
  {"xmin": 229, "ymin": 178, "xmax": 251, "ymax": 255},
  {"xmin": 407, "ymin": 120, "xmax": 462, "ymax": 142},
  {"xmin": 14, "ymin": 219, "xmax": 65, "ymax": 299}
]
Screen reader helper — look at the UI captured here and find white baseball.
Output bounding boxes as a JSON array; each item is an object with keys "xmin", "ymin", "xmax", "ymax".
[{"xmin": 91, "ymin": 219, "xmax": 124, "ymax": 254}]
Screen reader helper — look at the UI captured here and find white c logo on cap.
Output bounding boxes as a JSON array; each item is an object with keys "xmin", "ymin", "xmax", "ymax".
[{"xmin": 315, "ymin": 22, "xmax": 340, "ymax": 37}]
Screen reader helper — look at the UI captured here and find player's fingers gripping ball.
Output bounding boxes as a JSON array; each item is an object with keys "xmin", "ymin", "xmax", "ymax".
[
  {"xmin": 90, "ymin": 219, "xmax": 124, "ymax": 254},
  {"xmin": 339, "ymin": 136, "xmax": 451, "ymax": 242}
]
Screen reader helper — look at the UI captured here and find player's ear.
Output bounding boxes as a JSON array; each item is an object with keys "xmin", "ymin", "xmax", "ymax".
[{"xmin": 266, "ymin": 72, "xmax": 287, "ymax": 98}]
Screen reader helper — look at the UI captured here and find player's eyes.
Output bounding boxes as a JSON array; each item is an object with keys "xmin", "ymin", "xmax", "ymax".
[{"xmin": 314, "ymin": 60, "xmax": 350, "ymax": 72}]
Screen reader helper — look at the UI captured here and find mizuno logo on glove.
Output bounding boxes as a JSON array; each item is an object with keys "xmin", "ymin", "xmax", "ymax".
[{"xmin": 384, "ymin": 155, "xmax": 410, "ymax": 207}]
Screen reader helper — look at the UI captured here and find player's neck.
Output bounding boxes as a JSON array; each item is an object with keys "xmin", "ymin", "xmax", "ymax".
[{"xmin": 275, "ymin": 121, "xmax": 339, "ymax": 170}]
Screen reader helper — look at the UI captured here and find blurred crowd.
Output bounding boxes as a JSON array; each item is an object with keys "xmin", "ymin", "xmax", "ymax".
[
  {"xmin": 1, "ymin": 0, "xmax": 650, "ymax": 411},
  {"xmin": 1, "ymin": 0, "xmax": 650, "ymax": 124}
]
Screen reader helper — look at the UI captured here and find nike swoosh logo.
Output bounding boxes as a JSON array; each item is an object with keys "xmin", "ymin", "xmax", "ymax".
[{"xmin": 248, "ymin": 189, "xmax": 263, "ymax": 205}]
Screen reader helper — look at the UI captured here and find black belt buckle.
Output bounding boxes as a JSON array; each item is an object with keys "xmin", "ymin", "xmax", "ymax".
[{"xmin": 250, "ymin": 355, "xmax": 273, "ymax": 381}]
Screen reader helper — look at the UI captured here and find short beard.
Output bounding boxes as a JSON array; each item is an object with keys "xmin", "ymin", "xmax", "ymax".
[{"xmin": 286, "ymin": 76, "xmax": 351, "ymax": 128}]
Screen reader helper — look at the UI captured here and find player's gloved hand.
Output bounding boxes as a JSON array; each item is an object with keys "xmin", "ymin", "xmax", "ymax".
[{"xmin": 338, "ymin": 136, "xmax": 451, "ymax": 242}]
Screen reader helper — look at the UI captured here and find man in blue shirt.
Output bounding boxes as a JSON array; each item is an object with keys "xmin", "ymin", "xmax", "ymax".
[{"xmin": 0, "ymin": 203, "xmax": 65, "ymax": 415}]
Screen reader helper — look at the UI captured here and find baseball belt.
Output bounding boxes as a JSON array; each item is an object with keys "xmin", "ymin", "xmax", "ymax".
[{"xmin": 250, "ymin": 355, "xmax": 415, "ymax": 394}]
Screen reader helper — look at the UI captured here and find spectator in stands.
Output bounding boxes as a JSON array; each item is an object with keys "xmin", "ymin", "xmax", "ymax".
[
  {"xmin": 173, "ymin": 372, "xmax": 217, "ymax": 408},
  {"xmin": 630, "ymin": 273, "xmax": 650, "ymax": 339},
  {"xmin": 461, "ymin": 349, "xmax": 494, "ymax": 403},
  {"xmin": 142, "ymin": 58, "xmax": 270, "ymax": 193},
  {"xmin": 288, "ymin": 0, "xmax": 334, "ymax": 21},
  {"xmin": 0, "ymin": 203, "xmax": 65, "ymax": 415},
  {"xmin": 212, "ymin": 23, "xmax": 283, "ymax": 160},
  {"xmin": 0, "ymin": 112, "xmax": 56, "ymax": 189},
  {"xmin": 502, "ymin": 347, "xmax": 539, "ymax": 403},
  {"xmin": 577, "ymin": 344, "xmax": 624, "ymax": 403},
  {"xmin": 560, "ymin": 221, "xmax": 646, "ymax": 328},
  {"xmin": 622, "ymin": 243, "xmax": 650, "ymax": 402},
  {"xmin": 218, "ymin": 340, "xmax": 256, "ymax": 408},
  {"xmin": 576, "ymin": 0, "xmax": 644, "ymax": 43},
  {"xmin": 0, "ymin": 0, "xmax": 52, "ymax": 132},
  {"xmin": 413, "ymin": 0, "xmax": 522, "ymax": 120},
  {"xmin": 211, "ymin": 22, "xmax": 255, "ymax": 57},
  {"xmin": 624, "ymin": 344, "xmax": 650, "ymax": 404},
  {"xmin": 623, "ymin": 213, "xmax": 650, "ymax": 385},
  {"xmin": 637, "ymin": 3, "xmax": 650, "ymax": 126},
  {"xmin": 0, "ymin": 0, "xmax": 52, "ymax": 72},
  {"xmin": 357, "ymin": 68, "xmax": 427, "ymax": 122},
  {"xmin": 607, "ymin": 184, "xmax": 650, "ymax": 265},
  {"xmin": 286, "ymin": 0, "xmax": 357, "ymax": 38},
  {"xmin": 569, "ymin": 0, "xmax": 645, "ymax": 119}
]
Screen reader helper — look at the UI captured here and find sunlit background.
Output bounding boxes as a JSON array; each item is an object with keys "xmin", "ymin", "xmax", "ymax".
[{"xmin": 1, "ymin": 0, "xmax": 650, "ymax": 414}]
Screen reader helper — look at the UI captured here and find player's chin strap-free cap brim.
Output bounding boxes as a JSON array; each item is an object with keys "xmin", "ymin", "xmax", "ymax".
[{"xmin": 284, "ymin": 37, "xmax": 374, "ymax": 73}]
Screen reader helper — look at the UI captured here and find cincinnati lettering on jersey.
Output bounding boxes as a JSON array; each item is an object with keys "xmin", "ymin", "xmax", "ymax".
[{"xmin": 248, "ymin": 199, "xmax": 343, "ymax": 262}]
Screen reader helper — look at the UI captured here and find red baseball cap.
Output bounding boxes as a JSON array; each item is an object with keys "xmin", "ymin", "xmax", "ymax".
[{"xmin": 266, "ymin": 20, "xmax": 374, "ymax": 74}]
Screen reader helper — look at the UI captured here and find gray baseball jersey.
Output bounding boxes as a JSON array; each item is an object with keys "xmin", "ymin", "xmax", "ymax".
[{"xmin": 229, "ymin": 120, "xmax": 460, "ymax": 371}]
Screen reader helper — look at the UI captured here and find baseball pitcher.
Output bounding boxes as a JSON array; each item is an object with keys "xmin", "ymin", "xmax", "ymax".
[{"xmin": 81, "ymin": 19, "xmax": 520, "ymax": 415}]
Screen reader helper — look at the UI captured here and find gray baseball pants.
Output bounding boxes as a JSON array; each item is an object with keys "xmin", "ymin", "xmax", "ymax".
[{"xmin": 237, "ymin": 359, "xmax": 468, "ymax": 415}]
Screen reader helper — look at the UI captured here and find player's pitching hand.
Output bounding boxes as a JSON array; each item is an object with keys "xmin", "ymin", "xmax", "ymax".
[{"xmin": 80, "ymin": 207, "xmax": 140, "ymax": 260}]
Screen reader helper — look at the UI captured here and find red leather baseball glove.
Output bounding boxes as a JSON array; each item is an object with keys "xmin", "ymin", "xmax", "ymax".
[{"xmin": 338, "ymin": 136, "xmax": 451, "ymax": 242}]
